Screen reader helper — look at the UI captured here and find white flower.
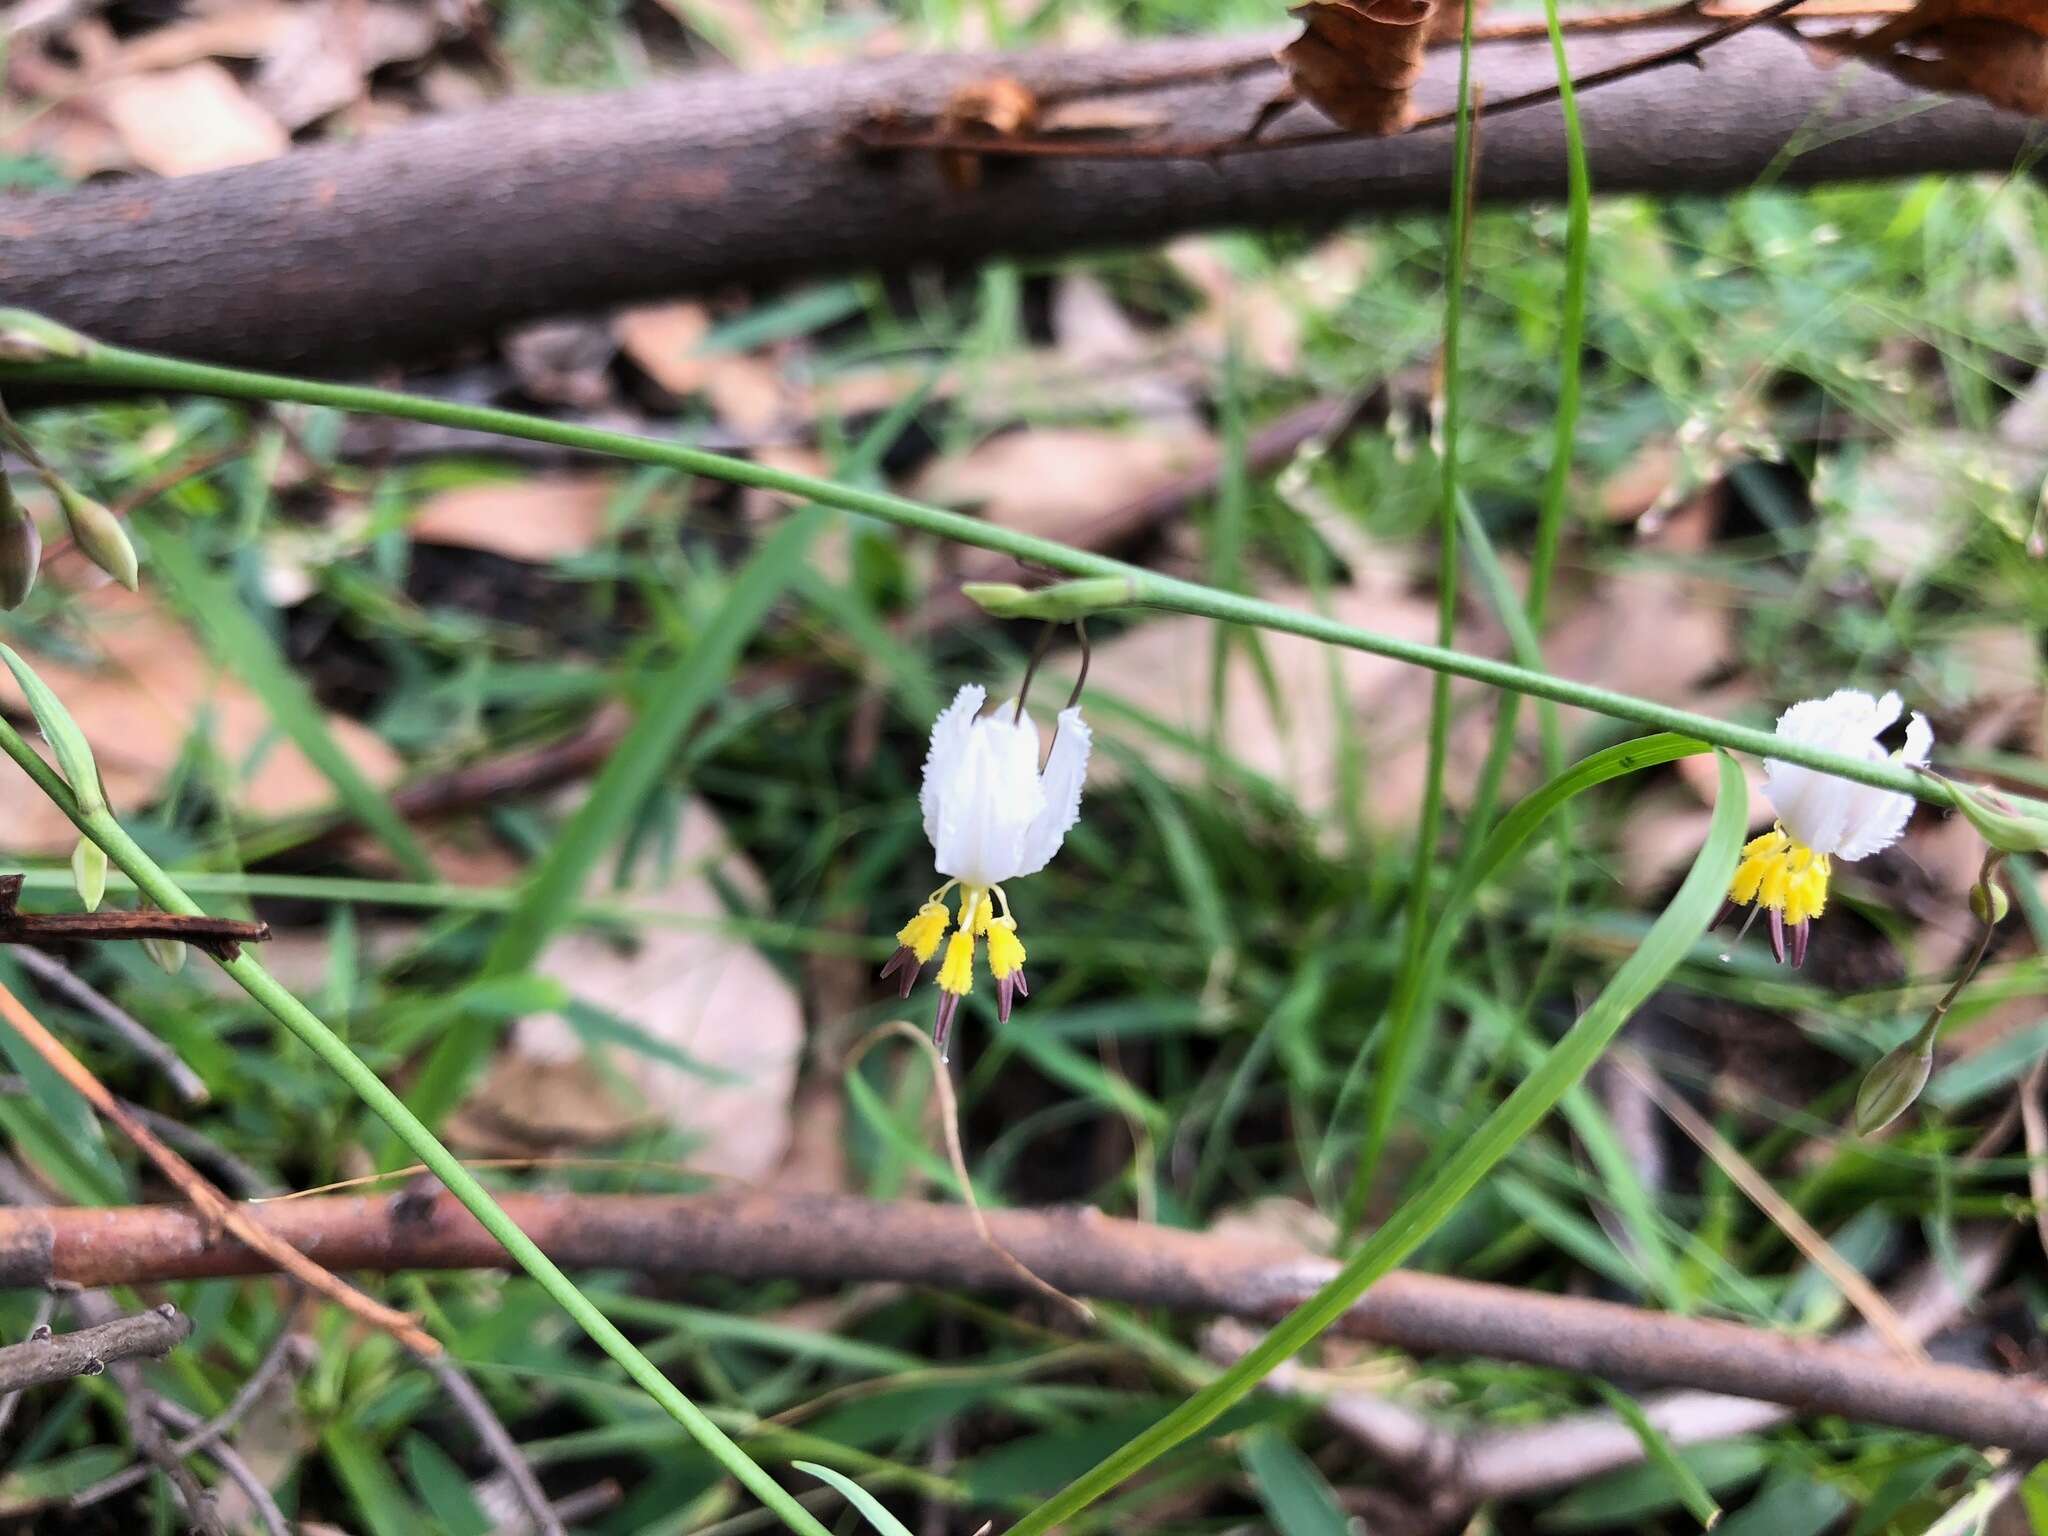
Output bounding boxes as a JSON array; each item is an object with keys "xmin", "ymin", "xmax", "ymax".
[
  {"xmin": 1729, "ymin": 688, "xmax": 1931, "ymax": 966},
  {"xmin": 882, "ymin": 684, "xmax": 1091, "ymax": 1053}
]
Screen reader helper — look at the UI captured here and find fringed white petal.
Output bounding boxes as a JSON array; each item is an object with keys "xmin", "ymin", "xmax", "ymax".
[
  {"xmin": 921, "ymin": 684, "xmax": 985, "ymax": 844},
  {"xmin": 1013, "ymin": 707, "xmax": 1091, "ymax": 877},
  {"xmin": 1762, "ymin": 689, "xmax": 1930, "ymax": 860},
  {"xmin": 931, "ymin": 706, "xmax": 1045, "ymax": 887}
]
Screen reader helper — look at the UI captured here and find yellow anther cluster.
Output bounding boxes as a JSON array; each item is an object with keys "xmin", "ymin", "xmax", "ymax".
[
  {"xmin": 1729, "ymin": 826, "xmax": 1830, "ymax": 925},
  {"xmin": 896, "ymin": 901, "xmax": 951, "ymax": 963},
  {"xmin": 985, "ymin": 916, "xmax": 1026, "ymax": 980}
]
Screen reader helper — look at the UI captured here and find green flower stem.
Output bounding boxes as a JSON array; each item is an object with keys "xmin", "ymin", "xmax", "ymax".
[
  {"xmin": 0, "ymin": 720, "xmax": 833, "ymax": 1536},
  {"xmin": 2, "ymin": 336, "xmax": 2001, "ymax": 818}
]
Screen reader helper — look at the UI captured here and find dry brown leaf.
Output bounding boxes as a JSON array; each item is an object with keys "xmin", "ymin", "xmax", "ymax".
[
  {"xmin": 1815, "ymin": 13, "xmax": 2048, "ymax": 116},
  {"xmin": 614, "ymin": 302, "xmax": 714, "ymax": 397},
  {"xmin": 1279, "ymin": 0, "xmax": 1436, "ymax": 135},
  {"xmin": 410, "ymin": 475, "xmax": 620, "ymax": 561},
  {"xmin": 911, "ymin": 426, "xmax": 1213, "ymax": 547},
  {"xmin": 1085, "ymin": 559, "xmax": 1497, "ymax": 831},
  {"xmin": 115, "ymin": 2, "xmax": 292, "ymax": 73},
  {"xmin": 250, "ymin": 0, "xmax": 448, "ymax": 129},
  {"xmin": 935, "ymin": 76, "xmax": 1039, "ymax": 189},
  {"xmin": 0, "ymin": 583, "xmax": 402, "ymax": 857},
  {"xmin": 93, "ymin": 60, "xmax": 288, "ymax": 174},
  {"xmin": 455, "ymin": 801, "xmax": 804, "ymax": 1180}
]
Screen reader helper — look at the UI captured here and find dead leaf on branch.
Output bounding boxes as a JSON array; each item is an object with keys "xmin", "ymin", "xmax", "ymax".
[
  {"xmin": 1812, "ymin": 0, "xmax": 2048, "ymax": 117},
  {"xmin": 1278, "ymin": 0, "xmax": 1436, "ymax": 135}
]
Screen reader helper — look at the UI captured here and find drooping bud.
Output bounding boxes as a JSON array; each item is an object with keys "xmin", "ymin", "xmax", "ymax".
[
  {"xmin": 141, "ymin": 934, "xmax": 187, "ymax": 976},
  {"xmin": 70, "ymin": 836, "xmax": 106, "ymax": 912},
  {"xmin": 0, "ymin": 471, "xmax": 40, "ymax": 610},
  {"xmin": 0, "ymin": 644, "xmax": 105, "ymax": 815},
  {"xmin": 1943, "ymin": 776, "xmax": 2048, "ymax": 855},
  {"xmin": 53, "ymin": 481, "xmax": 138, "ymax": 591},
  {"xmin": 1854, "ymin": 1034, "xmax": 1935, "ymax": 1135},
  {"xmin": 960, "ymin": 576, "xmax": 1138, "ymax": 622},
  {"xmin": 0, "ymin": 311, "xmax": 91, "ymax": 365},
  {"xmin": 1969, "ymin": 879, "xmax": 2010, "ymax": 927}
]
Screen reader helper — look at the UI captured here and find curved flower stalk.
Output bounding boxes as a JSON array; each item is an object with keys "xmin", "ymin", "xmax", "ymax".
[
  {"xmin": 881, "ymin": 684, "xmax": 1091, "ymax": 1057},
  {"xmin": 1727, "ymin": 689, "xmax": 1932, "ymax": 965}
]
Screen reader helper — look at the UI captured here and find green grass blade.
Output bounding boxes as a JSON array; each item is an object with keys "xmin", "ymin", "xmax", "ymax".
[
  {"xmin": 794, "ymin": 1461, "xmax": 917, "ymax": 1536},
  {"xmin": 144, "ymin": 527, "xmax": 436, "ymax": 882},
  {"xmin": 1240, "ymin": 1426, "xmax": 1351, "ymax": 1536},
  {"xmin": 406, "ymin": 505, "xmax": 822, "ymax": 1126},
  {"xmin": 1006, "ymin": 750, "xmax": 1749, "ymax": 1536},
  {"xmin": 1592, "ymin": 1383, "xmax": 1723, "ymax": 1530}
]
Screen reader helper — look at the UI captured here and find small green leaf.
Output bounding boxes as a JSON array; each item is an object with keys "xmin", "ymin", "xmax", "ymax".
[
  {"xmin": 0, "ymin": 644, "xmax": 104, "ymax": 814},
  {"xmin": 793, "ymin": 1461, "xmax": 917, "ymax": 1536}
]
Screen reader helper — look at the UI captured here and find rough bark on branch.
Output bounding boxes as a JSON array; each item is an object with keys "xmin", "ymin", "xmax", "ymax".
[
  {"xmin": 0, "ymin": 28, "xmax": 2035, "ymax": 377},
  {"xmin": 0, "ymin": 1304, "xmax": 189, "ymax": 1394},
  {"xmin": 0, "ymin": 1189, "xmax": 2038, "ymax": 1456}
]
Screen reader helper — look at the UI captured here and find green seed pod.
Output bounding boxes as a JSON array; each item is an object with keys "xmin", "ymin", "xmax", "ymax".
[
  {"xmin": 141, "ymin": 935, "xmax": 187, "ymax": 976},
  {"xmin": 1854, "ymin": 1036, "xmax": 1935, "ymax": 1136},
  {"xmin": 69, "ymin": 836, "xmax": 106, "ymax": 913},
  {"xmin": 0, "ymin": 643, "xmax": 105, "ymax": 815},
  {"xmin": 0, "ymin": 472, "xmax": 40, "ymax": 610},
  {"xmin": 1969, "ymin": 879, "xmax": 2010, "ymax": 927},
  {"xmin": 0, "ymin": 310, "xmax": 91, "ymax": 365},
  {"xmin": 960, "ymin": 576, "xmax": 1139, "ymax": 622},
  {"xmin": 53, "ymin": 481, "xmax": 138, "ymax": 592}
]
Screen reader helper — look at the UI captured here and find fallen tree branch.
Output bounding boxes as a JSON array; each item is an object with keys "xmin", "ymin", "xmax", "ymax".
[
  {"xmin": 0, "ymin": 1188, "xmax": 2037, "ymax": 1455},
  {"xmin": 0, "ymin": 30, "xmax": 2032, "ymax": 378},
  {"xmin": 0, "ymin": 1304, "xmax": 189, "ymax": 1395}
]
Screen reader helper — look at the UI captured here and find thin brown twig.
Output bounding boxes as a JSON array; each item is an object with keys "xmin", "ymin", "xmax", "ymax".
[
  {"xmin": 429, "ymin": 1355, "xmax": 567, "ymax": 1536},
  {"xmin": 0, "ymin": 980, "xmax": 438, "ymax": 1355},
  {"xmin": 73, "ymin": 1294, "xmax": 310, "ymax": 1509},
  {"xmin": 147, "ymin": 1397, "xmax": 289, "ymax": 1536},
  {"xmin": 0, "ymin": 874, "xmax": 269, "ymax": 961},
  {"xmin": 8, "ymin": 945, "xmax": 209, "ymax": 1105},
  {"xmin": 68, "ymin": 1291, "xmax": 227, "ymax": 1536},
  {"xmin": 0, "ymin": 1303, "xmax": 188, "ymax": 1394},
  {"xmin": 0, "ymin": 1187, "xmax": 2039, "ymax": 1454},
  {"xmin": 0, "ymin": 1290, "xmax": 55, "ymax": 1439},
  {"xmin": 854, "ymin": 0, "xmax": 1814, "ymax": 161}
]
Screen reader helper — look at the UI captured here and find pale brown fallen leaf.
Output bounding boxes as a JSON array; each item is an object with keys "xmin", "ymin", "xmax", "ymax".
[
  {"xmin": 1084, "ymin": 558, "xmax": 1496, "ymax": 832},
  {"xmin": 1164, "ymin": 238, "xmax": 1306, "ymax": 380},
  {"xmin": 250, "ymin": 0, "xmax": 448, "ymax": 130},
  {"xmin": 93, "ymin": 61, "xmax": 288, "ymax": 176},
  {"xmin": 455, "ymin": 801, "xmax": 804, "ymax": 1180},
  {"xmin": 614, "ymin": 302, "xmax": 714, "ymax": 397},
  {"xmin": 911, "ymin": 425, "xmax": 1213, "ymax": 548},
  {"xmin": 410, "ymin": 476, "xmax": 621, "ymax": 561},
  {"xmin": 1811, "ymin": 13, "xmax": 2048, "ymax": 117},
  {"xmin": 1278, "ymin": 0, "xmax": 1436, "ymax": 135},
  {"xmin": 0, "ymin": 583, "xmax": 402, "ymax": 856},
  {"xmin": 115, "ymin": 2, "xmax": 292, "ymax": 73}
]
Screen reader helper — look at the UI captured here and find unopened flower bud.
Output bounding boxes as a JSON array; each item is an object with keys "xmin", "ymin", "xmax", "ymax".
[
  {"xmin": 1969, "ymin": 880, "xmax": 2010, "ymax": 927},
  {"xmin": 141, "ymin": 935, "xmax": 187, "ymax": 976},
  {"xmin": 960, "ymin": 576, "xmax": 1138, "ymax": 622},
  {"xmin": 70, "ymin": 837, "xmax": 106, "ymax": 913},
  {"xmin": 53, "ymin": 481, "xmax": 138, "ymax": 591},
  {"xmin": 0, "ymin": 310, "xmax": 91, "ymax": 365},
  {"xmin": 0, "ymin": 472, "xmax": 40, "ymax": 610},
  {"xmin": 1944, "ymin": 776, "xmax": 2048, "ymax": 855},
  {"xmin": 1855, "ymin": 1035, "xmax": 1935, "ymax": 1135}
]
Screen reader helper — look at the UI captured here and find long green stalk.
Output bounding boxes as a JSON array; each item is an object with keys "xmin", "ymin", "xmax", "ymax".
[
  {"xmin": 0, "ymin": 333, "xmax": 1992, "ymax": 817},
  {"xmin": 1342, "ymin": 0, "xmax": 1594, "ymax": 1236},
  {"xmin": 1364, "ymin": 5, "xmax": 1478, "ymax": 1240},
  {"xmin": 0, "ymin": 720, "xmax": 834, "ymax": 1536}
]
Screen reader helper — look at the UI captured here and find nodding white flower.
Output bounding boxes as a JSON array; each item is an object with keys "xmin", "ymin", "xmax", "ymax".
[
  {"xmin": 1729, "ymin": 689, "xmax": 1931, "ymax": 967},
  {"xmin": 880, "ymin": 684, "xmax": 1091, "ymax": 1057}
]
